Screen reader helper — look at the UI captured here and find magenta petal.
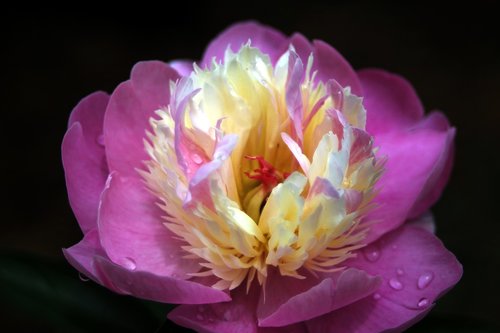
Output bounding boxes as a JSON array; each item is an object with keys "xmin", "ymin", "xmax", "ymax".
[
  {"xmin": 97, "ymin": 172, "xmax": 200, "ymax": 278},
  {"xmin": 351, "ymin": 225, "xmax": 462, "ymax": 312},
  {"xmin": 284, "ymin": 50, "xmax": 305, "ymax": 141},
  {"xmin": 62, "ymin": 92, "xmax": 110, "ymax": 232},
  {"xmin": 68, "ymin": 91, "xmax": 109, "ymax": 149},
  {"xmin": 65, "ymin": 226, "xmax": 228, "ymax": 305},
  {"xmin": 201, "ymin": 21, "xmax": 287, "ymax": 67},
  {"xmin": 365, "ymin": 126, "xmax": 450, "ymax": 242},
  {"xmin": 359, "ymin": 69, "xmax": 425, "ymax": 135},
  {"xmin": 170, "ymin": 60, "xmax": 194, "ymax": 76},
  {"xmin": 288, "ymin": 33, "xmax": 313, "ymax": 65},
  {"xmin": 306, "ymin": 292, "xmax": 433, "ymax": 333},
  {"xmin": 93, "ymin": 256, "xmax": 230, "ymax": 304},
  {"xmin": 412, "ymin": 111, "xmax": 450, "ymax": 131},
  {"xmin": 409, "ymin": 116, "xmax": 455, "ymax": 218},
  {"xmin": 168, "ymin": 285, "xmax": 307, "ymax": 333},
  {"xmin": 190, "ymin": 133, "xmax": 238, "ymax": 187},
  {"xmin": 103, "ymin": 61, "xmax": 179, "ymax": 177},
  {"xmin": 312, "ymin": 40, "xmax": 362, "ymax": 95},
  {"xmin": 287, "ymin": 34, "xmax": 362, "ymax": 94},
  {"xmin": 257, "ymin": 268, "xmax": 381, "ymax": 327},
  {"xmin": 308, "ymin": 225, "xmax": 461, "ymax": 332},
  {"xmin": 63, "ymin": 229, "xmax": 106, "ymax": 283}
]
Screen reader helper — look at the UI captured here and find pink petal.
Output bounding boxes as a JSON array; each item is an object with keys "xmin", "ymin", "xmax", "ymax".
[
  {"xmin": 190, "ymin": 133, "xmax": 238, "ymax": 187},
  {"xmin": 97, "ymin": 172, "xmax": 200, "ymax": 278},
  {"xmin": 359, "ymin": 69, "xmax": 424, "ymax": 135},
  {"xmin": 281, "ymin": 132, "xmax": 310, "ymax": 174},
  {"xmin": 288, "ymin": 34, "xmax": 362, "ymax": 94},
  {"xmin": 350, "ymin": 127, "xmax": 374, "ymax": 165},
  {"xmin": 412, "ymin": 111, "xmax": 450, "ymax": 131},
  {"xmin": 307, "ymin": 292, "xmax": 433, "ymax": 333},
  {"xmin": 170, "ymin": 60, "xmax": 194, "ymax": 76},
  {"xmin": 68, "ymin": 91, "xmax": 109, "ymax": 149},
  {"xmin": 288, "ymin": 33, "xmax": 312, "ymax": 66},
  {"xmin": 309, "ymin": 177, "xmax": 340, "ymax": 199},
  {"xmin": 257, "ymin": 268, "xmax": 381, "ymax": 327},
  {"xmin": 308, "ymin": 225, "xmax": 462, "ymax": 332},
  {"xmin": 172, "ymin": 79, "xmax": 203, "ymax": 176},
  {"xmin": 103, "ymin": 61, "xmax": 179, "ymax": 178},
  {"xmin": 409, "ymin": 114, "xmax": 455, "ymax": 218},
  {"xmin": 93, "ymin": 256, "xmax": 231, "ymax": 304},
  {"xmin": 312, "ymin": 40, "xmax": 362, "ymax": 95},
  {"xmin": 168, "ymin": 285, "xmax": 307, "ymax": 332},
  {"xmin": 65, "ymin": 225, "xmax": 229, "ymax": 305},
  {"xmin": 186, "ymin": 133, "xmax": 238, "ymax": 210},
  {"xmin": 201, "ymin": 21, "xmax": 288, "ymax": 67},
  {"xmin": 62, "ymin": 92, "xmax": 110, "ymax": 232},
  {"xmin": 365, "ymin": 125, "xmax": 451, "ymax": 242},
  {"xmin": 285, "ymin": 50, "xmax": 305, "ymax": 142},
  {"xmin": 63, "ymin": 229, "xmax": 105, "ymax": 283}
]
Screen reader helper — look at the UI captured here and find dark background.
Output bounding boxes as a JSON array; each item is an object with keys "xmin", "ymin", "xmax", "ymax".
[{"xmin": 2, "ymin": 1, "xmax": 499, "ymax": 332}]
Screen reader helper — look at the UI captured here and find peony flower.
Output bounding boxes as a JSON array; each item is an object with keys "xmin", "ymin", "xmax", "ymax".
[{"xmin": 62, "ymin": 21, "xmax": 462, "ymax": 332}]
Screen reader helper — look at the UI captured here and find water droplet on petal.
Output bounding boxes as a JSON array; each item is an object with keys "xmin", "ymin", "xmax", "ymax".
[
  {"xmin": 196, "ymin": 313, "xmax": 205, "ymax": 321},
  {"xmin": 79, "ymin": 272, "xmax": 90, "ymax": 282},
  {"xmin": 391, "ymin": 245, "xmax": 398, "ymax": 251},
  {"xmin": 396, "ymin": 268, "xmax": 404, "ymax": 276},
  {"xmin": 373, "ymin": 293, "xmax": 381, "ymax": 300},
  {"xmin": 363, "ymin": 245, "xmax": 380, "ymax": 262},
  {"xmin": 123, "ymin": 257, "xmax": 137, "ymax": 271},
  {"xmin": 417, "ymin": 272, "xmax": 434, "ymax": 289},
  {"xmin": 418, "ymin": 298, "xmax": 430, "ymax": 308},
  {"xmin": 208, "ymin": 317, "xmax": 214, "ymax": 323},
  {"xmin": 192, "ymin": 153, "xmax": 203, "ymax": 164},
  {"xmin": 389, "ymin": 278, "xmax": 403, "ymax": 290},
  {"xmin": 96, "ymin": 134, "xmax": 105, "ymax": 146}
]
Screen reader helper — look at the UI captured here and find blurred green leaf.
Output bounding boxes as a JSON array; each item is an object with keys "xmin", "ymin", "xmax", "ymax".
[{"xmin": 0, "ymin": 250, "xmax": 171, "ymax": 333}]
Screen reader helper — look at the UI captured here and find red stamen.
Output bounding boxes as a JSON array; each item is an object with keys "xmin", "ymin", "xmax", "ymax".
[{"xmin": 244, "ymin": 155, "xmax": 287, "ymax": 191}]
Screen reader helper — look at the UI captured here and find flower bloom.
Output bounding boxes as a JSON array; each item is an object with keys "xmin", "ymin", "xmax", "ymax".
[{"xmin": 62, "ymin": 22, "xmax": 462, "ymax": 332}]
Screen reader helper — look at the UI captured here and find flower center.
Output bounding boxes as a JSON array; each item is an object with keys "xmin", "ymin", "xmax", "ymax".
[
  {"xmin": 142, "ymin": 44, "xmax": 383, "ymax": 290},
  {"xmin": 244, "ymin": 155, "xmax": 289, "ymax": 192},
  {"xmin": 242, "ymin": 155, "xmax": 290, "ymax": 222}
]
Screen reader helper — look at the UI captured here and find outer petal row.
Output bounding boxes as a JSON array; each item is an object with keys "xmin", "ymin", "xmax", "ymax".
[
  {"xmin": 97, "ymin": 172, "xmax": 201, "ymax": 278},
  {"xmin": 168, "ymin": 224, "xmax": 462, "ymax": 332},
  {"xmin": 366, "ymin": 121, "xmax": 454, "ymax": 242},
  {"xmin": 257, "ymin": 268, "xmax": 381, "ymax": 327},
  {"xmin": 62, "ymin": 92, "xmax": 109, "ymax": 233},
  {"xmin": 64, "ymin": 236, "xmax": 230, "ymax": 304},
  {"xmin": 103, "ymin": 61, "xmax": 180, "ymax": 178},
  {"xmin": 63, "ymin": 172, "xmax": 230, "ymax": 304},
  {"xmin": 307, "ymin": 224, "xmax": 462, "ymax": 332}
]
